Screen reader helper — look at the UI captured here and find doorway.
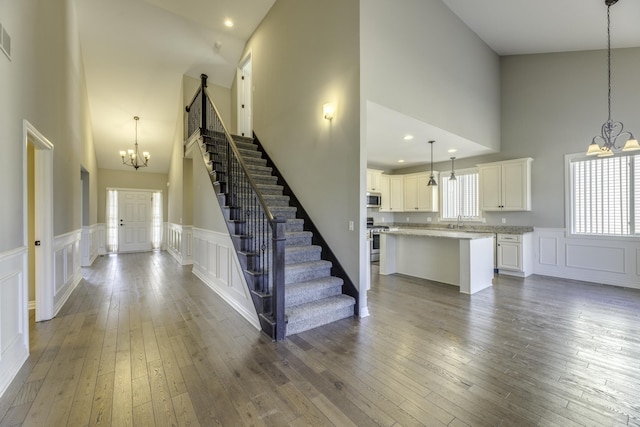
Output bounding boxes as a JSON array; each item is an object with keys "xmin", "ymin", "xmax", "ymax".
[
  {"xmin": 23, "ymin": 120, "xmax": 54, "ymax": 322},
  {"xmin": 237, "ymin": 52, "xmax": 253, "ymax": 137},
  {"xmin": 117, "ymin": 190, "xmax": 153, "ymax": 253}
]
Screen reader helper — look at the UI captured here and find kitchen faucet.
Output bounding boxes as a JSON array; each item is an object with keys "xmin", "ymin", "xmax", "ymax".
[{"xmin": 457, "ymin": 214, "xmax": 464, "ymax": 229}]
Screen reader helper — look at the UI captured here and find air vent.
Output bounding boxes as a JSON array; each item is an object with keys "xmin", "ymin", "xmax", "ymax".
[{"xmin": 0, "ymin": 22, "xmax": 11, "ymax": 61}]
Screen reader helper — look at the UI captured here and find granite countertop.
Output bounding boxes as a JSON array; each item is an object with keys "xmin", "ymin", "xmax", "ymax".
[
  {"xmin": 382, "ymin": 228, "xmax": 495, "ymax": 240},
  {"xmin": 377, "ymin": 223, "xmax": 534, "ymax": 234}
]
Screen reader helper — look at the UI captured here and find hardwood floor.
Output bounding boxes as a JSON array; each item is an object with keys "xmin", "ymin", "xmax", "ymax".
[{"xmin": 1, "ymin": 251, "xmax": 640, "ymax": 426}]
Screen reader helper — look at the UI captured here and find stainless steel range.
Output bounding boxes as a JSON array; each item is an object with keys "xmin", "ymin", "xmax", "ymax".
[{"xmin": 367, "ymin": 217, "xmax": 389, "ymax": 262}]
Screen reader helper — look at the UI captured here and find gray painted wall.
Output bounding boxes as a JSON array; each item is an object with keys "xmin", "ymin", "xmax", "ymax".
[
  {"xmin": 238, "ymin": 0, "xmax": 362, "ymax": 285},
  {"xmin": 382, "ymin": 47, "xmax": 640, "ymax": 229},
  {"xmin": 0, "ymin": 0, "xmax": 99, "ymax": 251},
  {"xmin": 361, "ymin": 0, "xmax": 501, "ymax": 151}
]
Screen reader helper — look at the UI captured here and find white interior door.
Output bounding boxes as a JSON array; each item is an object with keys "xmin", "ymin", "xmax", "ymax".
[
  {"xmin": 118, "ymin": 190, "xmax": 152, "ymax": 252},
  {"xmin": 237, "ymin": 53, "xmax": 252, "ymax": 137}
]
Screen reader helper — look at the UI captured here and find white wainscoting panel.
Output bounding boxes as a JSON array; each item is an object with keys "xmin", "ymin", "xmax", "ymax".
[
  {"xmin": 533, "ymin": 228, "xmax": 640, "ymax": 289},
  {"xmin": 81, "ymin": 224, "xmax": 104, "ymax": 266},
  {"xmin": 0, "ymin": 247, "xmax": 29, "ymax": 398},
  {"xmin": 53, "ymin": 230, "xmax": 82, "ymax": 315},
  {"xmin": 538, "ymin": 236, "xmax": 558, "ymax": 266},
  {"xmin": 192, "ymin": 228, "xmax": 260, "ymax": 330},
  {"xmin": 167, "ymin": 223, "xmax": 193, "ymax": 265}
]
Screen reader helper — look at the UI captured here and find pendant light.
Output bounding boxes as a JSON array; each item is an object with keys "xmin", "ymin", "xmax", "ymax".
[
  {"xmin": 586, "ymin": 0, "xmax": 639, "ymax": 156},
  {"xmin": 427, "ymin": 140, "xmax": 437, "ymax": 186},
  {"xmin": 449, "ymin": 157, "xmax": 457, "ymax": 181}
]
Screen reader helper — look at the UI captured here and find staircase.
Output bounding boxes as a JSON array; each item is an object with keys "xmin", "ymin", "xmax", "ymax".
[{"xmin": 204, "ymin": 133, "xmax": 356, "ymax": 336}]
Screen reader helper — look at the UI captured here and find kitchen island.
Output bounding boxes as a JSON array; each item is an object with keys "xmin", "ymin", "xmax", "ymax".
[{"xmin": 379, "ymin": 228, "xmax": 495, "ymax": 294}]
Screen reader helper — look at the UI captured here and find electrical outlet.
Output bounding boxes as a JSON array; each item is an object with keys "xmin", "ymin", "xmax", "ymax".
[
  {"xmin": 381, "ymin": 217, "xmax": 385, "ymax": 222},
  {"xmin": 501, "ymin": 218, "xmax": 506, "ymax": 224},
  {"xmin": 406, "ymin": 217, "xmax": 410, "ymax": 222},
  {"xmin": 348, "ymin": 220, "xmax": 354, "ymax": 231},
  {"xmin": 427, "ymin": 217, "xmax": 432, "ymax": 222}
]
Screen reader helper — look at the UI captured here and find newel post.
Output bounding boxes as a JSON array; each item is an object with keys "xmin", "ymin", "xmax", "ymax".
[
  {"xmin": 200, "ymin": 74, "xmax": 208, "ymax": 132},
  {"xmin": 271, "ymin": 217, "xmax": 287, "ymax": 341}
]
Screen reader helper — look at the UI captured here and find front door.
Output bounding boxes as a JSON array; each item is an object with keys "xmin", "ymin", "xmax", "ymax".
[{"xmin": 118, "ymin": 190, "xmax": 152, "ymax": 252}]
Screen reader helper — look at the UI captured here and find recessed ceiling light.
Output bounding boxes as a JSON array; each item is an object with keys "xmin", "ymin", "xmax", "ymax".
[
  {"xmin": 398, "ymin": 159, "xmax": 405, "ymax": 163},
  {"xmin": 448, "ymin": 148, "xmax": 457, "ymax": 153},
  {"xmin": 224, "ymin": 19, "xmax": 234, "ymax": 28},
  {"xmin": 403, "ymin": 135, "xmax": 414, "ymax": 141}
]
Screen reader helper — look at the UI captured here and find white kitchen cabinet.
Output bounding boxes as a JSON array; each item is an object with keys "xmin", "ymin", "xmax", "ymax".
[
  {"xmin": 478, "ymin": 158, "xmax": 533, "ymax": 211},
  {"xmin": 380, "ymin": 175, "xmax": 404, "ymax": 212},
  {"xmin": 497, "ymin": 232, "xmax": 532, "ymax": 277},
  {"xmin": 379, "ymin": 174, "xmax": 391, "ymax": 211},
  {"xmin": 403, "ymin": 172, "xmax": 438, "ymax": 212},
  {"xmin": 366, "ymin": 169, "xmax": 383, "ymax": 192}
]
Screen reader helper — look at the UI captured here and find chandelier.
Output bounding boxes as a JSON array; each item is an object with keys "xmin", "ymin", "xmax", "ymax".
[
  {"xmin": 586, "ymin": 0, "xmax": 640, "ymax": 157},
  {"xmin": 120, "ymin": 116, "xmax": 150, "ymax": 170}
]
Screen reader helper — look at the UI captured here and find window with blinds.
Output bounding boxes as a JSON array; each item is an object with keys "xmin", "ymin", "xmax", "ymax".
[
  {"xmin": 441, "ymin": 171, "xmax": 480, "ymax": 220},
  {"xmin": 570, "ymin": 154, "xmax": 639, "ymax": 236}
]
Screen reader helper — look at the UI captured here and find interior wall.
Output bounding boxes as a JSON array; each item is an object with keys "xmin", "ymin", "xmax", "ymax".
[
  {"xmin": 97, "ymin": 169, "xmax": 169, "ymax": 223},
  {"xmin": 0, "ymin": 0, "xmax": 98, "ymax": 252},
  {"xmin": 238, "ymin": 0, "xmax": 361, "ymax": 285},
  {"xmin": 168, "ymin": 75, "xmax": 231, "ymax": 226},
  {"xmin": 360, "ymin": 0, "xmax": 501, "ymax": 151},
  {"xmin": 382, "ymin": 47, "xmax": 640, "ymax": 229}
]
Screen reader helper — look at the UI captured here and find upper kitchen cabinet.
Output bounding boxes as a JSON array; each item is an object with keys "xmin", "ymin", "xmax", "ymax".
[
  {"xmin": 404, "ymin": 172, "xmax": 439, "ymax": 212},
  {"xmin": 366, "ymin": 169, "xmax": 384, "ymax": 192},
  {"xmin": 380, "ymin": 175, "xmax": 404, "ymax": 212},
  {"xmin": 478, "ymin": 158, "xmax": 533, "ymax": 211}
]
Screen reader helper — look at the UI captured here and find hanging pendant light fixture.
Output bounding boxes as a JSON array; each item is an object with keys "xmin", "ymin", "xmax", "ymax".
[
  {"xmin": 120, "ymin": 116, "xmax": 150, "ymax": 170},
  {"xmin": 586, "ymin": 0, "xmax": 640, "ymax": 156},
  {"xmin": 449, "ymin": 157, "xmax": 457, "ymax": 181},
  {"xmin": 427, "ymin": 140, "xmax": 437, "ymax": 186}
]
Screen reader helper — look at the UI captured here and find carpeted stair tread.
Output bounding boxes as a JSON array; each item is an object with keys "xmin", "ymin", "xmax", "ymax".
[
  {"xmin": 285, "ymin": 276, "xmax": 343, "ymax": 308},
  {"xmin": 285, "ymin": 245, "xmax": 322, "ymax": 263},
  {"xmin": 285, "ymin": 260, "xmax": 332, "ymax": 284},
  {"xmin": 285, "ymin": 295, "xmax": 355, "ymax": 335}
]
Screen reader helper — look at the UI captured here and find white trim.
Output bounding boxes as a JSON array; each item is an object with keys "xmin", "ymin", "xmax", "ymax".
[
  {"xmin": 0, "ymin": 246, "xmax": 29, "ymax": 398},
  {"xmin": 23, "ymin": 120, "xmax": 55, "ymax": 322},
  {"xmin": 81, "ymin": 224, "xmax": 101, "ymax": 267},
  {"xmin": 167, "ymin": 223, "xmax": 193, "ymax": 265},
  {"xmin": 53, "ymin": 230, "xmax": 82, "ymax": 316},
  {"xmin": 106, "ymin": 186, "xmax": 163, "ymax": 193}
]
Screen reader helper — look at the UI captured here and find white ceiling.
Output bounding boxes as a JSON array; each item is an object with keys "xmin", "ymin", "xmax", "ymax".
[
  {"xmin": 75, "ymin": 0, "xmax": 275, "ymax": 173},
  {"xmin": 74, "ymin": 0, "xmax": 640, "ymax": 173}
]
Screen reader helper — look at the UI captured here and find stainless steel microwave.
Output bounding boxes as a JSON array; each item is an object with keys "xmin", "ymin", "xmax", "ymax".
[{"xmin": 366, "ymin": 192, "xmax": 381, "ymax": 208}]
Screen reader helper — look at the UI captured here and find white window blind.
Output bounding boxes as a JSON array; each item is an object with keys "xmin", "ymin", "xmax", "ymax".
[
  {"xmin": 571, "ymin": 155, "xmax": 635, "ymax": 236},
  {"xmin": 106, "ymin": 189, "xmax": 118, "ymax": 252},
  {"xmin": 441, "ymin": 171, "xmax": 480, "ymax": 220},
  {"xmin": 152, "ymin": 192, "xmax": 163, "ymax": 249}
]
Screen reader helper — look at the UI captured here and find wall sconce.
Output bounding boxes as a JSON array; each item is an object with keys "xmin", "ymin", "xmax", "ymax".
[{"xmin": 323, "ymin": 103, "xmax": 336, "ymax": 121}]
